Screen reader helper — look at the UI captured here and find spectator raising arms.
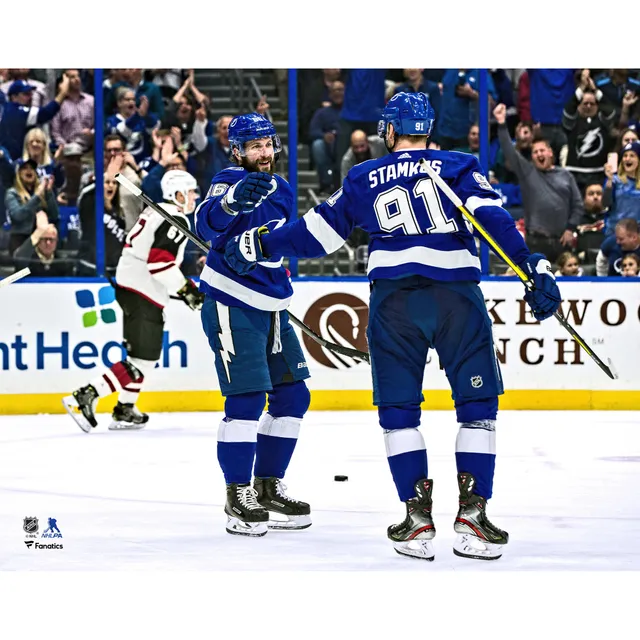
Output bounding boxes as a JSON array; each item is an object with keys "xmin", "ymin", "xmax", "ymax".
[
  {"xmin": 562, "ymin": 69, "xmax": 617, "ymax": 193},
  {"xmin": 603, "ymin": 141, "xmax": 640, "ymax": 236},
  {"xmin": 22, "ymin": 128, "xmax": 55, "ymax": 179},
  {"xmin": 106, "ymin": 88, "xmax": 159, "ymax": 164},
  {"xmin": 13, "ymin": 210, "xmax": 74, "ymax": 276},
  {"xmin": 0, "ymin": 74, "xmax": 70, "ymax": 161},
  {"xmin": 494, "ymin": 102, "xmax": 584, "ymax": 263},
  {"xmin": 5, "ymin": 160, "xmax": 59, "ymax": 255}
]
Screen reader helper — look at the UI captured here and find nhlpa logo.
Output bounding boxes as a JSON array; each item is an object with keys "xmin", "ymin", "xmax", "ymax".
[
  {"xmin": 76, "ymin": 286, "xmax": 117, "ymax": 328},
  {"xmin": 41, "ymin": 517, "xmax": 62, "ymax": 539},
  {"xmin": 470, "ymin": 375, "xmax": 483, "ymax": 388}
]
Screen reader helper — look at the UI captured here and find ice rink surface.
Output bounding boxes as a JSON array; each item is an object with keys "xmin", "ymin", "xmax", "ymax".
[{"xmin": 1, "ymin": 410, "xmax": 639, "ymax": 572}]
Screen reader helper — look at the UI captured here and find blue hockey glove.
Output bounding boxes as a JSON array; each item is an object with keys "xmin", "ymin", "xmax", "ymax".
[
  {"xmin": 224, "ymin": 226, "xmax": 270, "ymax": 275},
  {"xmin": 222, "ymin": 172, "xmax": 275, "ymax": 215},
  {"xmin": 520, "ymin": 253, "xmax": 562, "ymax": 321}
]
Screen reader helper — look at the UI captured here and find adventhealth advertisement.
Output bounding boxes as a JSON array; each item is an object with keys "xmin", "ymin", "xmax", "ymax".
[{"xmin": 0, "ymin": 281, "xmax": 637, "ymax": 411}]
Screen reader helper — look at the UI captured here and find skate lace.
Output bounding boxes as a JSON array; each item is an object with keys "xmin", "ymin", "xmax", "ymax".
[
  {"xmin": 237, "ymin": 486, "xmax": 262, "ymax": 511},
  {"xmin": 275, "ymin": 480, "xmax": 299, "ymax": 503}
]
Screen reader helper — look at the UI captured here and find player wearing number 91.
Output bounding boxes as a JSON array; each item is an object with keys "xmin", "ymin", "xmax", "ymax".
[
  {"xmin": 225, "ymin": 92, "xmax": 562, "ymax": 561},
  {"xmin": 62, "ymin": 170, "xmax": 204, "ymax": 433}
]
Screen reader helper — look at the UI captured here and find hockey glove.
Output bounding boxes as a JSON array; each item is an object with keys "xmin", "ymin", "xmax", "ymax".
[
  {"xmin": 224, "ymin": 226, "xmax": 270, "ymax": 275},
  {"xmin": 520, "ymin": 253, "xmax": 562, "ymax": 321},
  {"xmin": 222, "ymin": 172, "xmax": 275, "ymax": 215},
  {"xmin": 176, "ymin": 279, "xmax": 205, "ymax": 311}
]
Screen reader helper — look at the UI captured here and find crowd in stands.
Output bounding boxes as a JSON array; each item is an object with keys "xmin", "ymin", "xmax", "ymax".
[{"xmin": 1, "ymin": 67, "xmax": 639, "ymax": 280}]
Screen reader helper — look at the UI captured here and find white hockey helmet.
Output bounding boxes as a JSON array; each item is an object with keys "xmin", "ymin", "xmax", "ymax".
[{"xmin": 161, "ymin": 170, "xmax": 198, "ymax": 212}]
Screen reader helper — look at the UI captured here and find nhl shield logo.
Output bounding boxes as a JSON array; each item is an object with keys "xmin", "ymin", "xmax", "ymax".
[
  {"xmin": 470, "ymin": 375, "xmax": 483, "ymax": 388},
  {"xmin": 23, "ymin": 517, "xmax": 39, "ymax": 534}
]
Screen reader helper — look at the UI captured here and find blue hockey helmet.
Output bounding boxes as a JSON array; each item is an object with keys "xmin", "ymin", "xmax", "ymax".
[
  {"xmin": 377, "ymin": 92, "xmax": 435, "ymax": 138},
  {"xmin": 228, "ymin": 112, "xmax": 282, "ymax": 156}
]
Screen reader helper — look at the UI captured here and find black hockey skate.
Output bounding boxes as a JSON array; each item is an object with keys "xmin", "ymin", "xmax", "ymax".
[
  {"xmin": 254, "ymin": 477, "xmax": 312, "ymax": 530},
  {"xmin": 62, "ymin": 384, "xmax": 99, "ymax": 433},
  {"xmin": 387, "ymin": 478, "xmax": 436, "ymax": 561},
  {"xmin": 225, "ymin": 483, "xmax": 269, "ymax": 537},
  {"xmin": 108, "ymin": 402, "xmax": 149, "ymax": 431},
  {"xmin": 453, "ymin": 472, "xmax": 509, "ymax": 560}
]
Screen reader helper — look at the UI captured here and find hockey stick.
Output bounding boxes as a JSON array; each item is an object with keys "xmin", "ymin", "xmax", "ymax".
[
  {"xmin": 0, "ymin": 267, "xmax": 30, "ymax": 288},
  {"xmin": 114, "ymin": 173, "xmax": 370, "ymax": 364},
  {"xmin": 420, "ymin": 159, "xmax": 614, "ymax": 380}
]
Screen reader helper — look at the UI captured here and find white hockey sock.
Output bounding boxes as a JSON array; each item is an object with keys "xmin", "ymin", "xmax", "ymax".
[{"xmin": 117, "ymin": 357, "xmax": 156, "ymax": 405}]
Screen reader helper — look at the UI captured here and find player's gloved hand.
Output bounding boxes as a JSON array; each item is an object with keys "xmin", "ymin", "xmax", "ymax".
[
  {"xmin": 224, "ymin": 226, "xmax": 270, "ymax": 275},
  {"xmin": 520, "ymin": 253, "xmax": 562, "ymax": 321},
  {"xmin": 223, "ymin": 172, "xmax": 275, "ymax": 215},
  {"xmin": 176, "ymin": 278, "xmax": 205, "ymax": 311}
]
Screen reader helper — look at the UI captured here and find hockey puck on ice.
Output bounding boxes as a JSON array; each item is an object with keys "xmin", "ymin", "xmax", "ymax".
[{"xmin": 334, "ymin": 475, "xmax": 349, "ymax": 482}]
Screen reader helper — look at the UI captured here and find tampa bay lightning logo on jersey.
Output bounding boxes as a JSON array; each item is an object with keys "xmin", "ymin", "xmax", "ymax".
[{"xmin": 576, "ymin": 128, "xmax": 604, "ymax": 159}]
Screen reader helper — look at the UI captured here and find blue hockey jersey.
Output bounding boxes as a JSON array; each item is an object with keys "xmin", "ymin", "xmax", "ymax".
[
  {"xmin": 261, "ymin": 149, "xmax": 530, "ymax": 282},
  {"xmin": 195, "ymin": 166, "xmax": 295, "ymax": 310}
]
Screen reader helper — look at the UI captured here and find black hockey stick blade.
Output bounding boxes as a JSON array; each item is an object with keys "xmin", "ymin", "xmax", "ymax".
[
  {"xmin": 114, "ymin": 173, "xmax": 371, "ymax": 365},
  {"xmin": 552, "ymin": 310, "xmax": 614, "ymax": 379}
]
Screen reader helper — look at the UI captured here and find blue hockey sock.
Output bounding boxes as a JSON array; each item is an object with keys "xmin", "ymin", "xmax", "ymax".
[
  {"xmin": 254, "ymin": 414, "xmax": 301, "ymax": 478},
  {"xmin": 217, "ymin": 418, "xmax": 257, "ymax": 485},
  {"xmin": 384, "ymin": 428, "xmax": 428, "ymax": 502},
  {"xmin": 455, "ymin": 420, "xmax": 497, "ymax": 499}
]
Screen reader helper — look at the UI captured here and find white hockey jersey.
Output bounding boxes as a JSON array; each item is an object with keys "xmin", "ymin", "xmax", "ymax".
[{"xmin": 115, "ymin": 204, "xmax": 189, "ymax": 308}]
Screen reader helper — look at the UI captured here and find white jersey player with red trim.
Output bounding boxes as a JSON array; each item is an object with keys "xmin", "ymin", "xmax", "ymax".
[{"xmin": 115, "ymin": 203, "xmax": 190, "ymax": 308}]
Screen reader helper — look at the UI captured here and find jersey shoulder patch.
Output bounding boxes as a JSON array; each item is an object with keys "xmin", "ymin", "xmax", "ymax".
[
  {"xmin": 207, "ymin": 183, "xmax": 229, "ymax": 198},
  {"xmin": 472, "ymin": 171, "xmax": 493, "ymax": 190}
]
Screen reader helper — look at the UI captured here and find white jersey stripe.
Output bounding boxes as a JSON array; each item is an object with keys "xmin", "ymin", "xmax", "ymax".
[
  {"xmin": 303, "ymin": 210, "xmax": 346, "ymax": 254},
  {"xmin": 464, "ymin": 196, "xmax": 504, "ymax": 213},
  {"xmin": 367, "ymin": 245, "xmax": 481, "ymax": 274},
  {"xmin": 200, "ymin": 264, "xmax": 291, "ymax": 311}
]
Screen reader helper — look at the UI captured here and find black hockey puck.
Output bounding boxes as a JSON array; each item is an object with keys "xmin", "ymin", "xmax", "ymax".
[{"xmin": 334, "ymin": 475, "xmax": 349, "ymax": 482}]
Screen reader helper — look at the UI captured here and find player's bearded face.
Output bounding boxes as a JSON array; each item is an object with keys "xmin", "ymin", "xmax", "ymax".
[{"xmin": 240, "ymin": 138, "xmax": 276, "ymax": 174}]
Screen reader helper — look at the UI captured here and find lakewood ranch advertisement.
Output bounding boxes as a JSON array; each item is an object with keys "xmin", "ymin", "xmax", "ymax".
[{"xmin": 0, "ymin": 280, "xmax": 637, "ymax": 412}]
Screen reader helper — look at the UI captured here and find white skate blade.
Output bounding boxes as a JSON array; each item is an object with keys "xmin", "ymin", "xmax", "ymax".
[
  {"xmin": 108, "ymin": 420, "xmax": 147, "ymax": 431},
  {"xmin": 225, "ymin": 516, "xmax": 268, "ymax": 537},
  {"xmin": 392, "ymin": 539, "xmax": 435, "ymax": 561},
  {"xmin": 267, "ymin": 514, "xmax": 312, "ymax": 530},
  {"xmin": 61, "ymin": 395, "xmax": 94, "ymax": 433},
  {"xmin": 453, "ymin": 533, "xmax": 504, "ymax": 560}
]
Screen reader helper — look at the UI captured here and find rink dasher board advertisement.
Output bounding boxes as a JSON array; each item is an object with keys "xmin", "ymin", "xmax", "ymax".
[{"xmin": 0, "ymin": 280, "xmax": 637, "ymax": 413}]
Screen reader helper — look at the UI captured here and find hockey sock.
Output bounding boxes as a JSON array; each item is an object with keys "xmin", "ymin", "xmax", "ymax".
[
  {"xmin": 384, "ymin": 428, "xmax": 428, "ymax": 502},
  {"xmin": 455, "ymin": 420, "xmax": 496, "ymax": 499},
  {"xmin": 117, "ymin": 358, "xmax": 156, "ymax": 405},
  {"xmin": 217, "ymin": 417, "xmax": 257, "ymax": 485},
  {"xmin": 88, "ymin": 360, "xmax": 143, "ymax": 399},
  {"xmin": 254, "ymin": 414, "xmax": 301, "ymax": 479}
]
